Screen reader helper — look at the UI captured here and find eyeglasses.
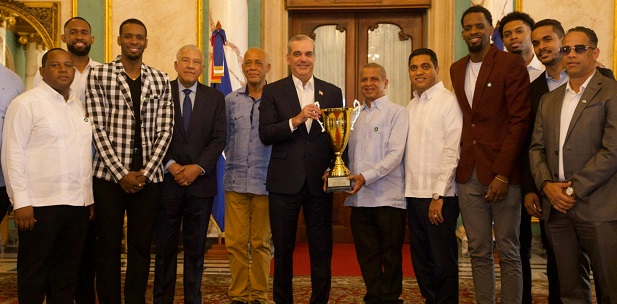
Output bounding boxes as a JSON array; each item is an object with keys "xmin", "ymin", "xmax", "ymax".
[{"xmin": 559, "ymin": 45, "xmax": 595, "ymax": 55}]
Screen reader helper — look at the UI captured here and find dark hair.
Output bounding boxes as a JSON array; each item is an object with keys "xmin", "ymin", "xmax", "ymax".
[
  {"xmin": 119, "ymin": 18, "xmax": 147, "ymax": 36},
  {"xmin": 498, "ymin": 11, "xmax": 535, "ymax": 38},
  {"xmin": 64, "ymin": 17, "xmax": 91, "ymax": 32},
  {"xmin": 532, "ymin": 19, "xmax": 565, "ymax": 39},
  {"xmin": 408, "ymin": 48, "xmax": 438, "ymax": 69},
  {"xmin": 461, "ymin": 6, "xmax": 493, "ymax": 27},
  {"xmin": 566, "ymin": 26, "xmax": 598, "ymax": 47},
  {"xmin": 41, "ymin": 48, "xmax": 68, "ymax": 66}
]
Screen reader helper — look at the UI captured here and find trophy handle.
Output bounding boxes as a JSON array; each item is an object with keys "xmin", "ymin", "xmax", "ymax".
[
  {"xmin": 350, "ymin": 99, "xmax": 362, "ymax": 131},
  {"xmin": 314, "ymin": 101, "xmax": 326, "ymax": 132}
]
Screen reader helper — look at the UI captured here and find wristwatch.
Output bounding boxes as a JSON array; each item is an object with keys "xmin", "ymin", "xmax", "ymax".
[
  {"xmin": 566, "ymin": 186, "xmax": 575, "ymax": 196},
  {"xmin": 432, "ymin": 193, "xmax": 440, "ymax": 200}
]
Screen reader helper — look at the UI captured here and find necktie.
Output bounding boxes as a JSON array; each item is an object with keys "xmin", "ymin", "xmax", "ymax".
[{"xmin": 183, "ymin": 89, "xmax": 192, "ymax": 132}]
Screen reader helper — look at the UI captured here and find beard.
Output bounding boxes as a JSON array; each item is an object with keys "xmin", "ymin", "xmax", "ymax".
[
  {"xmin": 67, "ymin": 42, "xmax": 91, "ymax": 57},
  {"xmin": 467, "ymin": 44, "xmax": 484, "ymax": 53}
]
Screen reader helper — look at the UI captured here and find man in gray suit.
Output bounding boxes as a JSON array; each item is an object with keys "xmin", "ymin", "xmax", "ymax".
[{"xmin": 529, "ymin": 26, "xmax": 617, "ymax": 303}]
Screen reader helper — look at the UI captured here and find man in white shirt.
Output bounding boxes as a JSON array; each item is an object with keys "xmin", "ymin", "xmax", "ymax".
[
  {"xmin": 32, "ymin": 17, "xmax": 100, "ymax": 304},
  {"xmin": 1, "ymin": 48, "xmax": 93, "ymax": 304},
  {"xmin": 405, "ymin": 48, "xmax": 462, "ymax": 304},
  {"xmin": 33, "ymin": 17, "xmax": 101, "ymax": 103},
  {"xmin": 344, "ymin": 62, "xmax": 408, "ymax": 304}
]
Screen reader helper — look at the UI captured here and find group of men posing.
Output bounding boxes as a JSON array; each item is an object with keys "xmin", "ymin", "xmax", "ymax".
[{"xmin": 0, "ymin": 5, "xmax": 616, "ymax": 304}]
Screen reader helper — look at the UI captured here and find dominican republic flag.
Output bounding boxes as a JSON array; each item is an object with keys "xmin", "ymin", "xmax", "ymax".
[{"xmin": 210, "ymin": 28, "xmax": 231, "ymax": 233}]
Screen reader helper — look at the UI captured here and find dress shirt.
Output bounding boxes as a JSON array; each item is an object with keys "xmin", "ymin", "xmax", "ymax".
[
  {"xmin": 164, "ymin": 81, "xmax": 200, "ymax": 172},
  {"xmin": 0, "ymin": 64, "xmax": 25, "ymax": 187},
  {"xmin": 405, "ymin": 82, "xmax": 462, "ymax": 198},
  {"xmin": 178, "ymin": 81, "xmax": 197, "ymax": 115},
  {"xmin": 224, "ymin": 86, "xmax": 272, "ymax": 195},
  {"xmin": 527, "ymin": 54, "xmax": 546, "ymax": 82},
  {"xmin": 344, "ymin": 95, "xmax": 408, "ymax": 209},
  {"xmin": 288, "ymin": 75, "xmax": 315, "ymax": 132},
  {"xmin": 1, "ymin": 81, "xmax": 93, "ymax": 210},
  {"xmin": 559, "ymin": 72, "xmax": 594, "ymax": 180},
  {"xmin": 34, "ymin": 57, "xmax": 101, "ymax": 102},
  {"xmin": 546, "ymin": 70, "xmax": 569, "ymax": 92}
]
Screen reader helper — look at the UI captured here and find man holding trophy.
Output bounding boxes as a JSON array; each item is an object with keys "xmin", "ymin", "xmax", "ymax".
[
  {"xmin": 343, "ymin": 63, "xmax": 409, "ymax": 304},
  {"xmin": 259, "ymin": 34, "xmax": 343, "ymax": 304}
]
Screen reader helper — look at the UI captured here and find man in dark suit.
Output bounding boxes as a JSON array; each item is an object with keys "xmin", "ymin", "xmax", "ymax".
[
  {"xmin": 153, "ymin": 44, "xmax": 226, "ymax": 304},
  {"xmin": 526, "ymin": 19, "xmax": 614, "ymax": 304},
  {"xmin": 529, "ymin": 26, "xmax": 617, "ymax": 304},
  {"xmin": 450, "ymin": 6, "xmax": 530, "ymax": 304},
  {"xmin": 259, "ymin": 34, "xmax": 342, "ymax": 304}
]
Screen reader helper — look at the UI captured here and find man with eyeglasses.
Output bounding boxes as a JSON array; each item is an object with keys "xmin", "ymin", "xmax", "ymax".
[{"xmin": 529, "ymin": 26, "xmax": 617, "ymax": 303}]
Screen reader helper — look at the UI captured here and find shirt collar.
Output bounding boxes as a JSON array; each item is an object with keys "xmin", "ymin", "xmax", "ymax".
[
  {"xmin": 527, "ymin": 54, "xmax": 545, "ymax": 73},
  {"xmin": 364, "ymin": 95, "xmax": 388, "ymax": 111},
  {"xmin": 413, "ymin": 81, "xmax": 444, "ymax": 101},
  {"xmin": 566, "ymin": 70, "xmax": 595, "ymax": 94},
  {"xmin": 546, "ymin": 69, "xmax": 568, "ymax": 82},
  {"xmin": 178, "ymin": 80, "xmax": 198, "ymax": 93},
  {"xmin": 38, "ymin": 80, "xmax": 76, "ymax": 103},
  {"xmin": 292, "ymin": 74, "xmax": 314, "ymax": 91}
]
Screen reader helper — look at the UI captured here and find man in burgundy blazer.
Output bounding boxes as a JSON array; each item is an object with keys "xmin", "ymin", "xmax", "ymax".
[{"xmin": 450, "ymin": 6, "xmax": 530, "ymax": 304}]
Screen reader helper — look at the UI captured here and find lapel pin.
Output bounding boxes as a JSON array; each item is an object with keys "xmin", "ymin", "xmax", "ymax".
[
  {"xmin": 487, "ymin": 82, "xmax": 492, "ymax": 87},
  {"xmin": 582, "ymin": 99, "xmax": 587, "ymax": 103},
  {"xmin": 319, "ymin": 90, "xmax": 323, "ymax": 96}
]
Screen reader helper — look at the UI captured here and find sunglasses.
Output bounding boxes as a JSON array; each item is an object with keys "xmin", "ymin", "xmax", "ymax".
[{"xmin": 559, "ymin": 45, "xmax": 595, "ymax": 55}]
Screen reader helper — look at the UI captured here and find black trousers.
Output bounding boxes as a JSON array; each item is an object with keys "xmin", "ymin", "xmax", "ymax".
[
  {"xmin": 407, "ymin": 197, "xmax": 459, "ymax": 304},
  {"xmin": 93, "ymin": 178, "xmax": 160, "ymax": 304},
  {"xmin": 153, "ymin": 179, "xmax": 213, "ymax": 304},
  {"xmin": 17, "ymin": 205, "xmax": 89, "ymax": 304},
  {"xmin": 269, "ymin": 183, "xmax": 333, "ymax": 304},
  {"xmin": 74, "ymin": 220, "xmax": 96, "ymax": 304},
  {"xmin": 351, "ymin": 206, "xmax": 406, "ymax": 304},
  {"xmin": 520, "ymin": 201, "xmax": 533, "ymax": 304},
  {"xmin": 0, "ymin": 186, "xmax": 10, "ymax": 225}
]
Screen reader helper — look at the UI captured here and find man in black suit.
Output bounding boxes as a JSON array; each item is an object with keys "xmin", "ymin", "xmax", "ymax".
[
  {"xmin": 525, "ymin": 19, "xmax": 614, "ymax": 304},
  {"xmin": 153, "ymin": 44, "xmax": 226, "ymax": 304},
  {"xmin": 259, "ymin": 34, "xmax": 343, "ymax": 304}
]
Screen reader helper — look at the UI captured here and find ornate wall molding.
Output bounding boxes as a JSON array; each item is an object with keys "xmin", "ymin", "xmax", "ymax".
[{"xmin": 0, "ymin": 0, "xmax": 60, "ymax": 49}]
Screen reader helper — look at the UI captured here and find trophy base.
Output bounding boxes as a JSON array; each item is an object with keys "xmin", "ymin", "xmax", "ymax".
[{"xmin": 325, "ymin": 176, "xmax": 352, "ymax": 193}]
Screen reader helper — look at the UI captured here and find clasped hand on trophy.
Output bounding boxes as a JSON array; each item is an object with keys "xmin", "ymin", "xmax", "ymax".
[{"xmin": 292, "ymin": 104, "xmax": 322, "ymax": 128}]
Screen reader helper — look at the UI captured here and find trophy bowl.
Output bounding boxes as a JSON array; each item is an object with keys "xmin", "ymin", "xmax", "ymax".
[{"xmin": 321, "ymin": 100, "xmax": 361, "ymax": 193}]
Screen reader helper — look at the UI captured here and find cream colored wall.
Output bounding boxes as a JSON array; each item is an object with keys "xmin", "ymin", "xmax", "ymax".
[
  {"xmin": 522, "ymin": 0, "xmax": 615, "ymax": 72},
  {"xmin": 112, "ymin": 0, "xmax": 199, "ymax": 77}
]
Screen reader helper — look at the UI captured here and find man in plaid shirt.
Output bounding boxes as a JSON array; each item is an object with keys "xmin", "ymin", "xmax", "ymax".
[{"xmin": 85, "ymin": 18, "xmax": 173, "ymax": 304}]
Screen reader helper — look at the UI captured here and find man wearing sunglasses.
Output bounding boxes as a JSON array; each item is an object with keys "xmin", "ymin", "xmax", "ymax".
[
  {"xmin": 528, "ymin": 19, "xmax": 615, "ymax": 304},
  {"xmin": 529, "ymin": 26, "xmax": 617, "ymax": 303}
]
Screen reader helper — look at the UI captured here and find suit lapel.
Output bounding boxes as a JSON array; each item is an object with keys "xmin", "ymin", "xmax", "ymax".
[
  {"xmin": 551, "ymin": 86, "xmax": 566, "ymax": 144},
  {"xmin": 283, "ymin": 76, "xmax": 308, "ymax": 137},
  {"xmin": 566, "ymin": 73, "xmax": 603, "ymax": 139},
  {"xmin": 115, "ymin": 60, "xmax": 135, "ymax": 119},
  {"xmin": 453, "ymin": 58, "xmax": 472, "ymax": 114},
  {"xmin": 139, "ymin": 64, "xmax": 150, "ymax": 118},
  {"xmin": 187, "ymin": 83, "xmax": 207, "ymax": 137},
  {"xmin": 170, "ymin": 79, "xmax": 186, "ymax": 138},
  {"xmin": 471, "ymin": 45, "xmax": 498, "ymax": 115}
]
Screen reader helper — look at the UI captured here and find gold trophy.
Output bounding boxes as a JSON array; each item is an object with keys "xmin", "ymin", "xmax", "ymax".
[{"xmin": 316, "ymin": 100, "xmax": 361, "ymax": 193}]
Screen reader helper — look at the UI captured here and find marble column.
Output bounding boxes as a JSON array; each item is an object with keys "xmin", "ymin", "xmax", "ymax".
[
  {"xmin": 209, "ymin": 0, "xmax": 247, "ymax": 91},
  {"xmin": 24, "ymin": 41, "xmax": 39, "ymax": 90}
]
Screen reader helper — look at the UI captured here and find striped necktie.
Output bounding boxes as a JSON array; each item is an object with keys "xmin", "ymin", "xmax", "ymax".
[{"xmin": 183, "ymin": 88, "xmax": 192, "ymax": 132}]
